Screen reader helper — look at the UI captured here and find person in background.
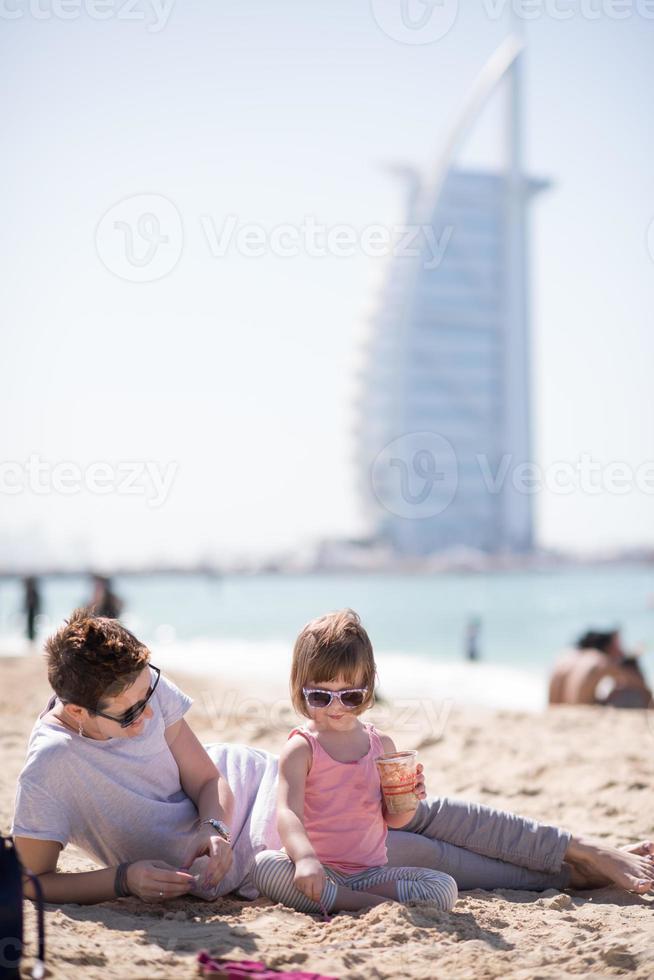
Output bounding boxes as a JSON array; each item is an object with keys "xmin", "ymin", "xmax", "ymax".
[
  {"xmin": 23, "ymin": 576, "xmax": 41, "ymax": 643},
  {"xmin": 465, "ymin": 616, "xmax": 481, "ymax": 662},
  {"xmin": 604, "ymin": 650, "xmax": 651, "ymax": 708},
  {"xmin": 548, "ymin": 629, "xmax": 651, "ymax": 708},
  {"xmin": 89, "ymin": 575, "xmax": 123, "ymax": 620}
]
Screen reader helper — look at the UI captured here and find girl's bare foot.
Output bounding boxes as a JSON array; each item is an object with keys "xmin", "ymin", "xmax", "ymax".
[{"xmin": 566, "ymin": 838, "xmax": 654, "ymax": 893}]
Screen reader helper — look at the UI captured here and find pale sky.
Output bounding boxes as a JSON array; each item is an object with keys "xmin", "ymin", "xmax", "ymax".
[{"xmin": 1, "ymin": 1, "xmax": 653, "ymax": 567}]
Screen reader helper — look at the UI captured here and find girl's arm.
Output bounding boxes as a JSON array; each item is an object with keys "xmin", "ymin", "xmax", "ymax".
[
  {"xmin": 278, "ymin": 736, "xmax": 326, "ymax": 904},
  {"xmin": 277, "ymin": 736, "xmax": 315, "ymax": 862},
  {"xmin": 378, "ymin": 733, "xmax": 426, "ymax": 829}
]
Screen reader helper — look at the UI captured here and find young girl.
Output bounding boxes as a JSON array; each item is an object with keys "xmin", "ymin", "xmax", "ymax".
[{"xmin": 253, "ymin": 609, "xmax": 458, "ymax": 915}]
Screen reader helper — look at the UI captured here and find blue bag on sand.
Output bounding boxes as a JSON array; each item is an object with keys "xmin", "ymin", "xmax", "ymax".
[{"xmin": 0, "ymin": 835, "xmax": 45, "ymax": 980}]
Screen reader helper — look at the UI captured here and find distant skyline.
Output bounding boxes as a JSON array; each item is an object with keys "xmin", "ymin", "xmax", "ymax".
[{"xmin": 1, "ymin": 3, "xmax": 653, "ymax": 567}]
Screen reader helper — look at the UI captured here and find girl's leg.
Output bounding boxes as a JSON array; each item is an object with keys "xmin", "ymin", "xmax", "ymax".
[
  {"xmin": 346, "ymin": 865, "xmax": 458, "ymax": 910},
  {"xmin": 252, "ymin": 850, "xmax": 390, "ymax": 913},
  {"xmin": 393, "ymin": 796, "xmax": 571, "ymax": 876},
  {"xmin": 252, "ymin": 850, "xmax": 338, "ymax": 914}
]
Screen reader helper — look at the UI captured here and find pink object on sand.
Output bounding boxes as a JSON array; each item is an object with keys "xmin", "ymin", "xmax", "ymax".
[{"xmin": 196, "ymin": 950, "xmax": 338, "ymax": 979}]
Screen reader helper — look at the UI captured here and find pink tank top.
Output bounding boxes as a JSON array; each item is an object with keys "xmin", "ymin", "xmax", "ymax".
[{"xmin": 288, "ymin": 722, "xmax": 388, "ymax": 873}]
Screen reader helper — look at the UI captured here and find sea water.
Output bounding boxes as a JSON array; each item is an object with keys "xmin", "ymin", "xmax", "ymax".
[{"xmin": 1, "ymin": 565, "xmax": 652, "ymax": 711}]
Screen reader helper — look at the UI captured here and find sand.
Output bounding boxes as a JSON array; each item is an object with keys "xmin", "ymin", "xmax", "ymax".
[{"xmin": 2, "ymin": 654, "xmax": 653, "ymax": 979}]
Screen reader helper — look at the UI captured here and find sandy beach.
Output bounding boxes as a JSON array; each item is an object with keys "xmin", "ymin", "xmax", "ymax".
[{"xmin": 2, "ymin": 654, "xmax": 654, "ymax": 980}]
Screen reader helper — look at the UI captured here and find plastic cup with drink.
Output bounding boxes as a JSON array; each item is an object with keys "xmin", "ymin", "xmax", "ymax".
[{"xmin": 375, "ymin": 749, "xmax": 419, "ymax": 814}]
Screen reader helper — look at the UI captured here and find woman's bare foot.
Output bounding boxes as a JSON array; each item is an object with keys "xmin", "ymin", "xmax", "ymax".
[{"xmin": 566, "ymin": 838, "xmax": 654, "ymax": 893}]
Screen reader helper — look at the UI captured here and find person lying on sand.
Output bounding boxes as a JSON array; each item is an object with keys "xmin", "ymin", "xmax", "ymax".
[
  {"xmin": 549, "ymin": 629, "xmax": 652, "ymax": 708},
  {"xmin": 11, "ymin": 609, "xmax": 654, "ymax": 908}
]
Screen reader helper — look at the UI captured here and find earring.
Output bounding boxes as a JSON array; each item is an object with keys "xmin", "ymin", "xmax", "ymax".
[{"xmin": 78, "ymin": 721, "xmax": 84, "ymax": 737}]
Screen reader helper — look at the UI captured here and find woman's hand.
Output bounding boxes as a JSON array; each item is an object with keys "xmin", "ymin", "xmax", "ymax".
[
  {"xmin": 293, "ymin": 856, "xmax": 326, "ymax": 905},
  {"xmin": 181, "ymin": 830, "xmax": 233, "ymax": 890},
  {"xmin": 414, "ymin": 762, "xmax": 426, "ymax": 800},
  {"xmin": 125, "ymin": 860, "xmax": 196, "ymax": 902}
]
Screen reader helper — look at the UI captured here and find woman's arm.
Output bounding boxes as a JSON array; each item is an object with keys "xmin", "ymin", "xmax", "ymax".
[
  {"xmin": 16, "ymin": 837, "xmax": 114, "ymax": 904},
  {"xmin": 166, "ymin": 718, "xmax": 235, "ymax": 889},
  {"xmin": 166, "ymin": 718, "xmax": 234, "ymax": 825},
  {"xmin": 15, "ymin": 837, "xmax": 194, "ymax": 905},
  {"xmin": 378, "ymin": 733, "xmax": 426, "ymax": 830}
]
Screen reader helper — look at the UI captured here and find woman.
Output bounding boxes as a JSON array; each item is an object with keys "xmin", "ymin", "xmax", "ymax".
[{"xmin": 12, "ymin": 609, "xmax": 654, "ymax": 905}]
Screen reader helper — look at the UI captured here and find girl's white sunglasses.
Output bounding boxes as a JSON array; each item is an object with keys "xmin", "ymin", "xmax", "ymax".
[{"xmin": 302, "ymin": 686, "xmax": 368, "ymax": 709}]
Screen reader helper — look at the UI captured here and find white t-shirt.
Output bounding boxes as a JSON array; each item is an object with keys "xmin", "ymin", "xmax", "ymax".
[{"xmin": 11, "ymin": 670, "xmax": 281, "ymax": 898}]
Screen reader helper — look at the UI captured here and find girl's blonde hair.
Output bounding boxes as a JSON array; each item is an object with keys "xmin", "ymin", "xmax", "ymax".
[{"xmin": 290, "ymin": 608, "xmax": 377, "ymax": 718}]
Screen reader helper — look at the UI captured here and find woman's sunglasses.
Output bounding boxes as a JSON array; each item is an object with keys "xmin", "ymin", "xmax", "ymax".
[
  {"xmin": 302, "ymin": 686, "xmax": 368, "ymax": 710},
  {"xmin": 91, "ymin": 665, "xmax": 161, "ymax": 728}
]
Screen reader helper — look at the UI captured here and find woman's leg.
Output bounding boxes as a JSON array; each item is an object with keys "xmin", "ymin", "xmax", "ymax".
[
  {"xmin": 395, "ymin": 796, "xmax": 571, "ymax": 875},
  {"xmin": 386, "ymin": 828, "xmax": 571, "ymax": 891},
  {"xmin": 388, "ymin": 797, "xmax": 654, "ymax": 894},
  {"xmin": 563, "ymin": 837, "xmax": 654, "ymax": 893}
]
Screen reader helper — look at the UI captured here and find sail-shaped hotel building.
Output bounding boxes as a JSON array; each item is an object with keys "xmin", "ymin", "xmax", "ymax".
[{"xmin": 356, "ymin": 37, "xmax": 547, "ymax": 557}]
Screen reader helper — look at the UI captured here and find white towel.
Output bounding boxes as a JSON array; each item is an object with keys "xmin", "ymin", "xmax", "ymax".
[{"xmin": 190, "ymin": 742, "xmax": 281, "ymax": 900}]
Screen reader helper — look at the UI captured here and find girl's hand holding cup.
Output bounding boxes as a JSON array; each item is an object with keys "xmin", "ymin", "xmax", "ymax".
[
  {"xmin": 376, "ymin": 750, "xmax": 422, "ymax": 813},
  {"xmin": 415, "ymin": 762, "xmax": 426, "ymax": 800}
]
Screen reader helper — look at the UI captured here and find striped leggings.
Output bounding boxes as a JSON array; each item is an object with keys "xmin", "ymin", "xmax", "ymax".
[{"xmin": 253, "ymin": 849, "xmax": 458, "ymax": 914}]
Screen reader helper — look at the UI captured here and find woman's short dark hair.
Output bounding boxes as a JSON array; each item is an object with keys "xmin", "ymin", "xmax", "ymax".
[{"xmin": 45, "ymin": 607, "xmax": 150, "ymax": 710}]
